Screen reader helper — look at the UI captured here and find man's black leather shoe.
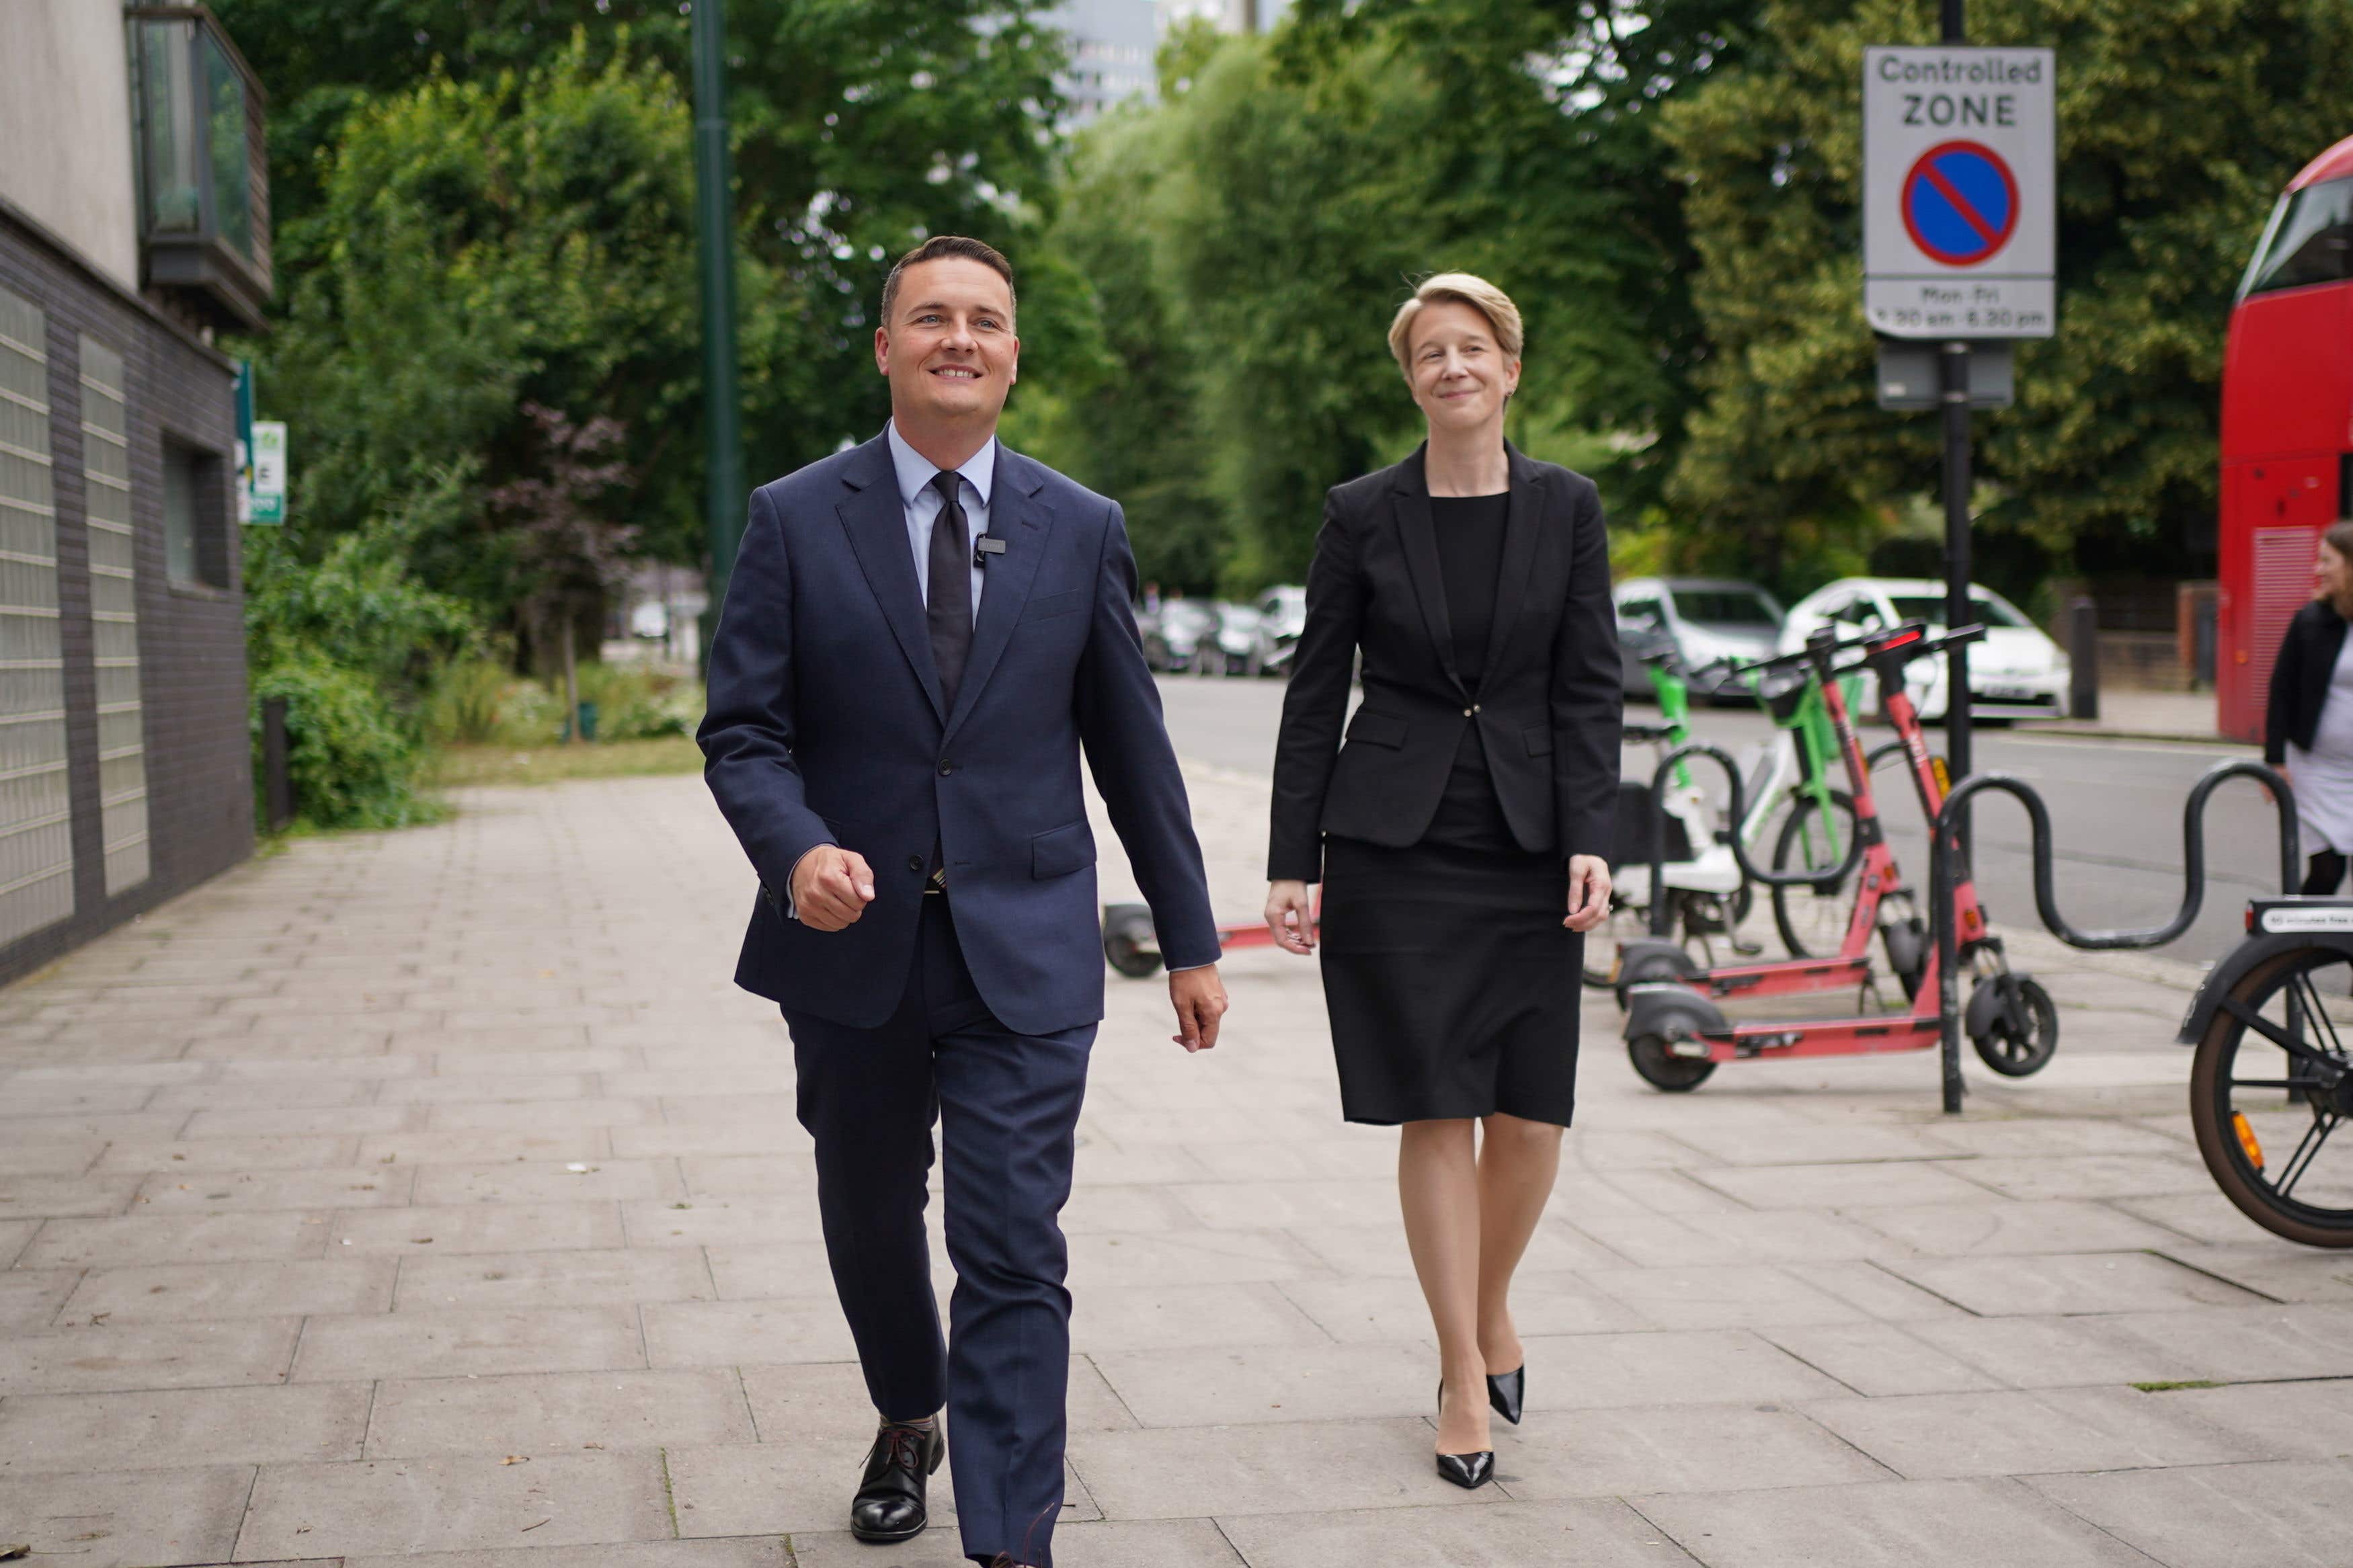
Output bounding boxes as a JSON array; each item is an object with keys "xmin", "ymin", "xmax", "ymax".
[{"xmin": 850, "ymin": 1419, "xmax": 945, "ymax": 1543}]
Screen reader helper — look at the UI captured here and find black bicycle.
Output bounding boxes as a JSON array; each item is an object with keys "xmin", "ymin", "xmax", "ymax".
[{"xmin": 2180, "ymin": 897, "xmax": 2353, "ymax": 1247}]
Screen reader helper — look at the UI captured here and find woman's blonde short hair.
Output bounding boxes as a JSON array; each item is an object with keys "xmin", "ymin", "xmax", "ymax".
[{"xmin": 1387, "ymin": 273, "xmax": 1524, "ymax": 380}]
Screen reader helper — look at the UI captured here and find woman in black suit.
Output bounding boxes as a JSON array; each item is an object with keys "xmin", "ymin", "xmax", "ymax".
[{"xmin": 1265, "ymin": 274, "xmax": 1620, "ymax": 1487}]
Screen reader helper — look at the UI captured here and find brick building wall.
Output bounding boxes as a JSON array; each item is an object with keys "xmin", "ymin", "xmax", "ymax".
[{"xmin": 0, "ymin": 204, "xmax": 253, "ymax": 987}]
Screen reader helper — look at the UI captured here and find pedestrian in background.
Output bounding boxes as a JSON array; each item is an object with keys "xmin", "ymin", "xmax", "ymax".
[
  {"xmin": 2266, "ymin": 518, "xmax": 2353, "ymax": 893},
  {"xmin": 1263, "ymin": 273, "xmax": 1622, "ymax": 1487}
]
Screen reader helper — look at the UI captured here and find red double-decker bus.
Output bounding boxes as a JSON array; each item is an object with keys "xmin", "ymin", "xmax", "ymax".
[{"xmin": 2218, "ymin": 134, "xmax": 2353, "ymax": 741}]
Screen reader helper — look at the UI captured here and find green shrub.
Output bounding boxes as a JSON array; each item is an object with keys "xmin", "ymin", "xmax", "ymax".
[
  {"xmin": 252, "ymin": 659, "xmax": 429, "ymax": 829},
  {"xmin": 422, "ymin": 657, "xmax": 513, "ymax": 745},
  {"xmin": 573, "ymin": 661, "xmax": 700, "ymax": 741}
]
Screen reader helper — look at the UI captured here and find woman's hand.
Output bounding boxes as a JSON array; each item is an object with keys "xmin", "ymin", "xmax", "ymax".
[
  {"xmin": 1265, "ymin": 880, "xmax": 1316, "ymax": 955},
  {"xmin": 1564, "ymin": 856, "xmax": 1611, "ymax": 933}
]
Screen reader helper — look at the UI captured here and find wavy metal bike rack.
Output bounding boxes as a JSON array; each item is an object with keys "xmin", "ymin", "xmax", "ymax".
[{"xmin": 1927, "ymin": 759, "xmax": 2301, "ymax": 1113}]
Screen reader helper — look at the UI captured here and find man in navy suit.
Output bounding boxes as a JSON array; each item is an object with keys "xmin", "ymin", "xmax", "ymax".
[{"xmin": 699, "ymin": 235, "xmax": 1226, "ymax": 1568}]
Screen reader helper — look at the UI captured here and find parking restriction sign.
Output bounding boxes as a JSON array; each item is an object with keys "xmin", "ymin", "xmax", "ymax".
[{"xmin": 1864, "ymin": 46, "xmax": 2055, "ymax": 338}]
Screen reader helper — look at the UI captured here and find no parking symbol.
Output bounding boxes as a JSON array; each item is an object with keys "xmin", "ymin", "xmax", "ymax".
[{"xmin": 1901, "ymin": 141, "xmax": 2019, "ymax": 267}]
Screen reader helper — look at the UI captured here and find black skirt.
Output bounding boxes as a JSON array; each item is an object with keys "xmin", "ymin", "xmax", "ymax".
[{"xmin": 1317, "ymin": 835, "xmax": 1581, "ymax": 1126}]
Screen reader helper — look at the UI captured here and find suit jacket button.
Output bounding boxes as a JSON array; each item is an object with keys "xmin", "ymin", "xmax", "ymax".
[
  {"xmin": 1463, "ymin": 706, "xmax": 1474, "ymax": 716},
  {"xmin": 938, "ymin": 760, "xmax": 953, "ymax": 776},
  {"xmin": 907, "ymin": 855, "xmax": 924, "ymax": 873}
]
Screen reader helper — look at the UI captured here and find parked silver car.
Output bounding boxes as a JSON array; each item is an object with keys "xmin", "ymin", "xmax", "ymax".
[
  {"xmin": 1142, "ymin": 597, "xmax": 1218, "ymax": 673},
  {"xmin": 1613, "ymin": 577, "xmax": 1786, "ymax": 701},
  {"xmin": 1195, "ymin": 602, "xmax": 1262, "ymax": 677},
  {"xmin": 1247, "ymin": 585, "xmax": 1306, "ymax": 677}
]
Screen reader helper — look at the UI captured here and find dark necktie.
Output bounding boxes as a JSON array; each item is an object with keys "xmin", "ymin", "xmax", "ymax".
[{"xmin": 926, "ymin": 469, "xmax": 973, "ymax": 708}]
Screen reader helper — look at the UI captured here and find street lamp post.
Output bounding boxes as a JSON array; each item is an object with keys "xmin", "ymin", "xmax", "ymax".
[{"xmin": 692, "ymin": 0, "xmax": 744, "ymax": 665}]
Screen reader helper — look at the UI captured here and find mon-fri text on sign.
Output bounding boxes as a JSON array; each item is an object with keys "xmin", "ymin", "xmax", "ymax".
[{"xmin": 1863, "ymin": 46, "xmax": 2055, "ymax": 339}]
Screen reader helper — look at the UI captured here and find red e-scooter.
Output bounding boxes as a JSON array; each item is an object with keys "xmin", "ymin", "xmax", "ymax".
[
  {"xmin": 1620, "ymin": 622, "xmax": 2059, "ymax": 1091},
  {"xmin": 1610, "ymin": 623, "xmax": 1931, "ymax": 1009}
]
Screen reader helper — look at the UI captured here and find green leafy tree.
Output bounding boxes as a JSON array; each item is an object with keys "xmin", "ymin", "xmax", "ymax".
[{"xmin": 1661, "ymin": 0, "xmax": 2353, "ymax": 595}]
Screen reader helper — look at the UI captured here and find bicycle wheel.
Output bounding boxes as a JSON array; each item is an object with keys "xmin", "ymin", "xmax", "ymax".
[
  {"xmin": 1769, "ymin": 789, "xmax": 1860, "ymax": 959},
  {"xmin": 2188, "ymin": 947, "xmax": 2353, "ymax": 1247}
]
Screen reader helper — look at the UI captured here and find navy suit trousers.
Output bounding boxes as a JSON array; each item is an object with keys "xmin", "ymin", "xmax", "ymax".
[{"xmin": 786, "ymin": 894, "xmax": 1094, "ymax": 1568}]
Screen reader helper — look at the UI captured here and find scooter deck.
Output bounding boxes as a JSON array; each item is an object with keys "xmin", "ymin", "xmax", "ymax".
[
  {"xmin": 1668, "ymin": 1013, "xmax": 1942, "ymax": 1063},
  {"xmin": 1674, "ymin": 954, "xmax": 1874, "ymax": 999}
]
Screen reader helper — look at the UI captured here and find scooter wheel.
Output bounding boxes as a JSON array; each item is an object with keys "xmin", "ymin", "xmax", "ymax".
[
  {"xmin": 1102, "ymin": 905, "xmax": 1163, "ymax": 979},
  {"xmin": 1970, "ymin": 975, "xmax": 2059, "ymax": 1077},
  {"xmin": 1628, "ymin": 1034, "xmax": 1716, "ymax": 1092}
]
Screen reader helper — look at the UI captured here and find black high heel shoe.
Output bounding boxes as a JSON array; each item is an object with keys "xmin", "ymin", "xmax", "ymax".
[
  {"xmin": 1486, "ymin": 1365, "xmax": 1525, "ymax": 1426},
  {"xmin": 1433, "ymin": 1382, "xmax": 1494, "ymax": 1490}
]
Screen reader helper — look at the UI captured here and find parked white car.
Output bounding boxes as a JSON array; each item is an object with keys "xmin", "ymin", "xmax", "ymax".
[{"xmin": 1778, "ymin": 577, "xmax": 2070, "ymax": 721}]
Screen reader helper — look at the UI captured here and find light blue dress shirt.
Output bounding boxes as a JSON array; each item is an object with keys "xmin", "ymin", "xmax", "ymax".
[{"xmin": 887, "ymin": 419, "xmax": 995, "ymax": 616}]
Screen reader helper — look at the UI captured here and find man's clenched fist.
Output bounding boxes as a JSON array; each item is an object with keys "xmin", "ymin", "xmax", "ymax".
[{"xmin": 790, "ymin": 845, "xmax": 878, "ymax": 931}]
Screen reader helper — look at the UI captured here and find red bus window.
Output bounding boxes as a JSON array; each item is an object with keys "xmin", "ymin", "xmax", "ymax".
[{"xmin": 2241, "ymin": 175, "xmax": 2353, "ymax": 297}]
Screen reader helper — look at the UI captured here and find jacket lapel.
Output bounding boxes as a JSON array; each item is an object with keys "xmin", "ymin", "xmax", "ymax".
[
  {"xmin": 942, "ymin": 444, "xmax": 1052, "ymax": 743},
  {"xmin": 836, "ymin": 434, "xmax": 947, "ymax": 725},
  {"xmin": 1481, "ymin": 443, "xmax": 1546, "ymax": 677},
  {"xmin": 1392, "ymin": 446, "xmax": 1468, "ymax": 699}
]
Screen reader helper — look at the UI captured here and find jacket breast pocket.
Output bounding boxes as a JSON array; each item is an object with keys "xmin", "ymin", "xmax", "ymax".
[
  {"xmin": 1523, "ymin": 726, "xmax": 1554, "ymax": 757},
  {"xmin": 1021, "ymin": 589, "xmax": 1088, "ymax": 624},
  {"xmin": 1031, "ymin": 819, "xmax": 1096, "ymax": 879},
  {"xmin": 1345, "ymin": 709, "xmax": 1408, "ymax": 749}
]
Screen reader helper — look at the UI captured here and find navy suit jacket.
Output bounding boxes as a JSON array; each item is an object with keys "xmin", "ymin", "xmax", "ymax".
[{"xmin": 699, "ymin": 431, "xmax": 1221, "ymax": 1037}]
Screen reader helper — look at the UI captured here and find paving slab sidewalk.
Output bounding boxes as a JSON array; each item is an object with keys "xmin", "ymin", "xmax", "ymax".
[{"xmin": 0, "ymin": 757, "xmax": 2343, "ymax": 1568}]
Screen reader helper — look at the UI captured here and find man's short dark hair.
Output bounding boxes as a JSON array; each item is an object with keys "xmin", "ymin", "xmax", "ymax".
[{"xmin": 879, "ymin": 236, "xmax": 1016, "ymax": 330}]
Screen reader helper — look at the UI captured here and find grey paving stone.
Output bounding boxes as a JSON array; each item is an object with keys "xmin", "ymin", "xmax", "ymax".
[
  {"xmin": 1276, "ymin": 1270, "xmax": 1642, "ymax": 1345},
  {"xmin": 2153, "ymin": 1243, "xmax": 2353, "ymax": 1303},
  {"xmin": 789, "ymin": 1516, "xmax": 1246, "ymax": 1568},
  {"xmin": 735, "ymin": 1355, "xmax": 1134, "ymax": 1446},
  {"xmin": 619, "ymin": 1196, "xmax": 826, "ymax": 1247},
  {"xmin": 1570, "ymin": 1209, "xmax": 1899, "ymax": 1268},
  {"xmin": 409, "ymin": 1159, "xmax": 688, "ymax": 1206},
  {"xmin": 2166, "ymin": 1376, "xmax": 2353, "ymax": 1457},
  {"xmin": 364, "ymin": 1366, "xmax": 755, "ymax": 1456},
  {"xmin": 1880, "ymin": 1251, "xmax": 2270, "ymax": 1315},
  {"xmin": 642, "ymin": 1296, "xmax": 860, "ymax": 1367},
  {"xmin": 1777, "ymin": 1260, "xmax": 1977, "ymax": 1322},
  {"xmin": 292, "ymin": 1305, "xmax": 646, "ymax": 1381},
  {"xmin": 1507, "ymin": 1329, "xmax": 1852, "ymax": 1409},
  {"xmin": 1630, "ymin": 1476, "xmax": 2160, "ymax": 1567},
  {"xmin": 428, "ymin": 1098, "xmax": 660, "ymax": 1132},
  {"xmin": 610, "ymin": 1123, "xmax": 809, "ymax": 1159},
  {"xmin": 378, "ymin": 1071, "xmax": 597, "ymax": 1103},
  {"xmin": 1284, "ymin": 1219, "xmax": 1616, "ymax": 1278},
  {"xmin": 342, "ymin": 1544, "xmax": 784, "ymax": 1568},
  {"xmin": 0, "ymin": 1462, "xmax": 254, "ymax": 1568},
  {"xmin": 344, "ymin": 1542, "xmax": 788, "ymax": 1568},
  {"xmin": 395, "ymin": 1246, "xmax": 716, "ymax": 1310},
  {"xmin": 1219, "ymin": 1497, "xmax": 1698, "ymax": 1567},
  {"xmin": 1759, "ymin": 1322, "xmax": 2007, "ymax": 1397},
  {"xmin": 134, "ymin": 1165, "xmax": 416, "ymax": 1211},
  {"xmin": 1662, "ymin": 1123, "xmax": 1969, "ymax": 1166},
  {"xmin": 1686, "ymin": 1161, "xmax": 2001, "ymax": 1210},
  {"xmin": 63, "ymin": 1257, "xmax": 397, "ymax": 1323},
  {"xmin": 0, "ymin": 1170, "xmax": 138, "ymax": 1218},
  {"xmin": 237, "ymin": 1450, "xmax": 672, "ymax": 1558},
  {"xmin": 1921, "ymin": 1117, "xmax": 2187, "ymax": 1158},
  {"xmin": 1904, "ymin": 1313, "xmax": 2206, "ymax": 1389},
  {"xmin": 1488, "ymin": 1400, "xmax": 1891, "ymax": 1498},
  {"xmin": 1068, "ymin": 1282, "xmax": 1329, "ymax": 1354},
  {"xmin": 0, "ymin": 1078, "xmax": 155, "ymax": 1114},
  {"xmin": 180, "ymin": 1103, "xmax": 428, "ymax": 1139},
  {"xmin": 146, "ymin": 1075, "xmax": 381, "ymax": 1110},
  {"xmin": 1166, "ymin": 1179, "xmax": 1402, "ymax": 1231},
  {"xmin": 1067, "ymin": 1417, "xmax": 1499, "ymax": 1520},
  {"xmin": 2027, "ymin": 1459, "xmax": 2353, "ymax": 1568},
  {"xmin": 93, "ymin": 1134, "xmax": 363, "ymax": 1173},
  {"xmin": 0, "ymin": 1267, "xmax": 77, "ymax": 1331},
  {"xmin": 1800, "ymin": 1385, "xmax": 2272, "ymax": 1479},
  {"xmin": 1580, "ymin": 1264, "xmax": 1870, "ymax": 1330},
  {"xmin": 1845, "ymin": 1199, "xmax": 2183, "ymax": 1257},
  {"xmin": 1933, "ymin": 1152, "xmax": 2219, "ymax": 1201},
  {"xmin": 2099, "ymin": 1303, "xmax": 2353, "ymax": 1381},
  {"xmin": 1093, "ymin": 1341, "xmax": 1437, "ymax": 1427},
  {"xmin": 1065, "ymin": 1229, "xmax": 1328, "ymax": 1288},
  {"xmin": 428, "ymin": 1046, "xmax": 645, "ymax": 1077},
  {"xmin": 674, "ymin": 1154, "xmax": 818, "ymax": 1196},
  {"xmin": 1061, "ymin": 1185, "xmax": 1191, "ymax": 1235},
  {"xmin": 0, "ymin": 1317, "xmax": 301, "ymax": 1394},
  {"xmin": 360, "ymin": 1129, "xmax": 613, "ymax": 1166},
  {"xmin": 332, "ymin": 1200, "xmax": 626, "ymax": 1255},
  {"xmin": 19, "ymin": 1208, "xmax": 331, "ymax": 1269},
  {"xmin": 0, "ymin": 1133, "xmax": 106, "ymax": 1174},
  {"xmin": 0, "ymin": 1382, "xmax": 369, "ymax": 1473}
]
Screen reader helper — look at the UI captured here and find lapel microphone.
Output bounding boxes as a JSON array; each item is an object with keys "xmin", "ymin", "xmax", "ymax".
[{"xmin": 973, "ymin": 534, "xmax": 1007, "ymax": 569}]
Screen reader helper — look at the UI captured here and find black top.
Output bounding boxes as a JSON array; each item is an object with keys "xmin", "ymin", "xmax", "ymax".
[
  {"xmin": 2268, "ymin": 597, "xmax": 2352, "ymax": 764},
  {"xmin": 1425, "ymin": 493, "xmax": 1517, "ymax": 853}
]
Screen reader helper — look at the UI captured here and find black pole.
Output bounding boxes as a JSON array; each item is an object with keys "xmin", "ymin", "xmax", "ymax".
[
  {"xmin": 692, "ymin": 0, "xmax": 744, "ymax": 671},
  {"xmin": 1938, "ymin": 0, "xmax": 1970, "ymax": 1115}
]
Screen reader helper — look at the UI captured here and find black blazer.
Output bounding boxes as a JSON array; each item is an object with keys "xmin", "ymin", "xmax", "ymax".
[
  {"xmin": 1267, "ymin": 443, "xmax": 1622, "ymax": 882},
  {"xmin": 2266, "ymin": 597, "xmax": 2351, "ymax": 765}
]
